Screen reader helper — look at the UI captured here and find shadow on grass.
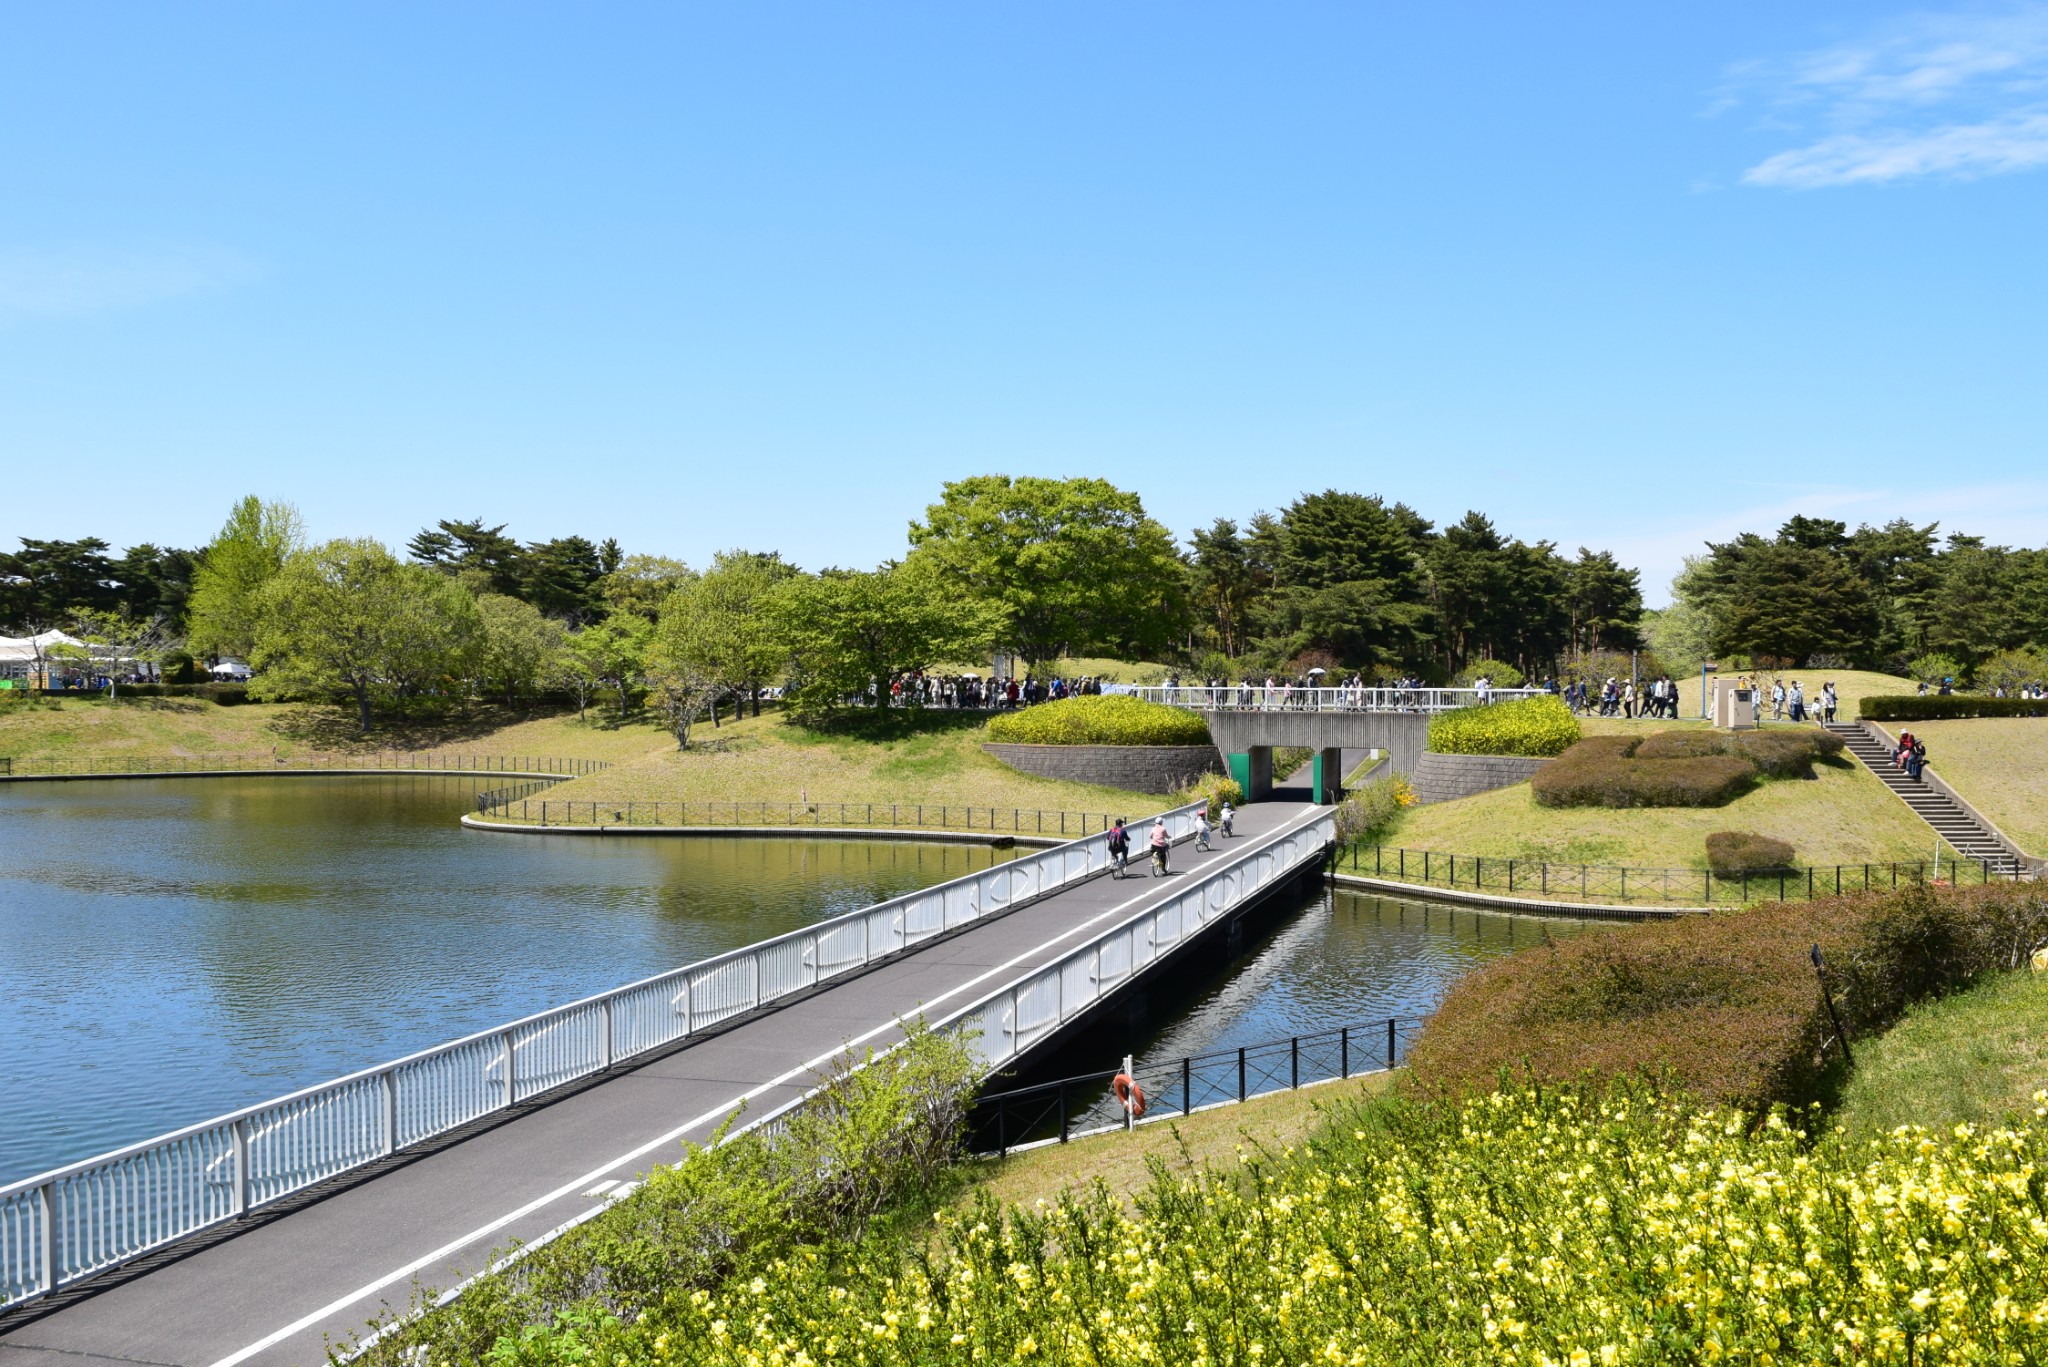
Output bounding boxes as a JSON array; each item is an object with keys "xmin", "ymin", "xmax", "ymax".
[
  {"xmin": 786, "ymin": 708, "xmax": 994, "ymax": 744},
  {"xmin": 269, "ymin": 702, "xmax": 596, "ymax": 752}
]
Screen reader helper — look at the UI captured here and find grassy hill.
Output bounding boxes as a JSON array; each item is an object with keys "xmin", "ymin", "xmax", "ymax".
[
  {"xmin": 1881, "ymin": 717, "xmax": 2048, "ymax": 856},
  {"xmin": 1389, "ymin": 752, "xmax": 1939, "ymax": 870}
]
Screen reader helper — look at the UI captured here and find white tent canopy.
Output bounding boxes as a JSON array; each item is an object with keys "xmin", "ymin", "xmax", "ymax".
[{"xmin": 0, "ymin": 630, "xmax": 85, "ymax": 664}]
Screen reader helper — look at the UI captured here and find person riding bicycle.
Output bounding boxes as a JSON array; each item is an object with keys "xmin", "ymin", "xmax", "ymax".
[
  {"xmin": 1107, "ymin": 818, "xmax": 1130, "ymax": 878},
  {"xmin": 1194, "ymin": 808, "xmax": 1213, "ymax": 852},
  {"xmin": 1219, "ymin": 800, "xmax": 1235, "ymax": 838},
  {"xmin": 1149, "ymin": 818, "xmax": 1170, "ymax": 876}
]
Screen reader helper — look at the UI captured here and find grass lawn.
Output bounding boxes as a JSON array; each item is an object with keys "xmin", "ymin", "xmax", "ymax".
[
  {"xmin": 518, "ymin": 707, "xmax": 1167, "ymax": 818},
  {"xmin": 964, "ymin": 1072, "xmax": 1394, "ymax": 1212},
  {"xmin": 1836, "ymin": 970, "xmax": 2048, "ymax": 1146},
  {"xmin": 1389, "ymin": 755, "xmax": 1939, "ymax": 870},
  {"xmin": 0, "ymin": 694, "xmax": 690, "ymax": 766},
  {"xmin": 1890, "ymin": 717, "xmax": 2048, "ymax": 856}
]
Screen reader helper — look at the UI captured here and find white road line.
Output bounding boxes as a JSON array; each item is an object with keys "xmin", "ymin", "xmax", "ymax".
[{"xmin": 209, "ymin": 809, "xmax": 1318, "ymax": 1367}]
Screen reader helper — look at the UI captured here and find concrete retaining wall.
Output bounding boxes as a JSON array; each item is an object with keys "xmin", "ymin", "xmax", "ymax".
[
  {"xmin": 981, "ymin": 743, "xmax": 1222, "ymax": 794},
  {"xmin": 1412, "ymin": 752, "xmax": 1548, "ymax": 805}
]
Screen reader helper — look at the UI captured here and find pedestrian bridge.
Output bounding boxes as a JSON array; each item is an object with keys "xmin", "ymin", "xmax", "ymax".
[
  {"xmin": 1128, "ymin": 685, "xmax": 1548, "ymax": 801},
  {"xmin": 0, "ymin": 800, "xmax": 1333, "ymax": 1367}
]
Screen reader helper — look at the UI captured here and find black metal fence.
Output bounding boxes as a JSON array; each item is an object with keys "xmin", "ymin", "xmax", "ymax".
[
  {"xmin": 1338, "ymin": 842, "xmax": 2022, "ymax": 906},
  {"xmin": 967, "ymin": 1017, "xmax": 1424, "ymax": 1155},
  {"xmin": 472, "ymin": 795, "xmax": 1130, "ymax": 837},
  {"xmin": 0, "ymin": 752, "xmax": 607, "ymax": 779}
]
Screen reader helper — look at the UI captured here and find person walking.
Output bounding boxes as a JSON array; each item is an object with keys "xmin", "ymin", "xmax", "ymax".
[
  {"xmin": 1788, "ymin": 681, "xmax": 1805, "ymax": 724},
  {"xmin": 1770, "ymin": 682, "xmax": 1785, "ymax": 722}
]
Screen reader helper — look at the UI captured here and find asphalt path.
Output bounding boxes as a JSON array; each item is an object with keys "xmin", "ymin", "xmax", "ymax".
[{"xmin": 0, "ymin": 800, "xmax": 1320, "ymax": 1367}]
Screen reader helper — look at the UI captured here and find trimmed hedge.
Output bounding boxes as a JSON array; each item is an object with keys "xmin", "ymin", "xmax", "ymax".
[
  {"xmin": 1533, "ymin": 748, "xmax": 1756, "ymax": 808},
  {"xmin": 1408, "ymin": 881, "xmax": 2048, "ymax": 1110},
  {"xmin": 1426, "ymin": 695, "xmax": 1579, "ymax": 758},
  {"xmin": 1535, "ymin": 727, "xmax": 1846, "ymax": 807},
  {"xmin": 1861, "ymin": 694, "xmax": 2048, "ymax": 721},
  {"xmin": 1705, "ymin": 830, "xmax": 1796, "ymax": 876},
  {"xmin": 983, "ymin": 694, "xmax": 1212, "ymax": 746}
]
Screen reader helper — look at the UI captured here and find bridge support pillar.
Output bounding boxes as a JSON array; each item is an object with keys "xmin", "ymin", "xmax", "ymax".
[
  {"xmin": 1316, "ymin": 746, "xmax": 1345, "ymax": 804},
  {"xmin": 1227, "ymin": 747, "xmax": 1273, "ymax": 801}
]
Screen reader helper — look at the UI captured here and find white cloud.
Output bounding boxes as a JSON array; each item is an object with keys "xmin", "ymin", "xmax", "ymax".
[
  {"xmin": 1727, "ymin": 5, "xmax": 2048, "ymax": 187},
  {"xmin": 1745, "ymin": 109, "xmax": 2048, "ymax": 185},
  {"xmin": 0, "ymin": 244, "xmax": 257, "ymax": 324}
]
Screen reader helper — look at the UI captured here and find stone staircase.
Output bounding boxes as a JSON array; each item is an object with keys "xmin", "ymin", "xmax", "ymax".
[{"xmin": 1825, "ymin": 722, "xmax": 2028, "ymax": 876}]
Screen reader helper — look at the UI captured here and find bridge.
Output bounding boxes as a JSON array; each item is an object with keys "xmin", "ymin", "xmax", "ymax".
[
  {"xmin": 1129, "ymin": 684, "xmax": 1549, "ymax": 802},
  {"xmin": 0, "ymin": 799, "xmax": 1334, "ymax": 1367}
]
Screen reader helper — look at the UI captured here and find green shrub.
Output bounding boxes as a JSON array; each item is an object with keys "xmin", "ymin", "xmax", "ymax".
[
  {"xmin": 984, "ymin": 694, "xmax": 1212, "ymax": 746},
  {"xmin": 1335, "ymin": 772, "xmax": 1416, "ymax": 844},
  {"xmin": 1907, "ymin": 651, "xmax": 1966, "ymax": 686},
  {"xmin": 1704, "ymin": 830, "xmax": 1796, "ymax": 876},
  {"xmin": 1425, "ymin": 695, "xmax": 1578, "ymax": 757},
  {"xmin": 1176, "ymin": 772, "xmax": 1244, "ymax": 821},
  {"xmin": 355, "ymin": 1023, "xmax": 978, "ymax": 1363},
  {"xmin": 1729, "ymin": 727, "xmax": 1844, "ymax": 777},
  {"xmin": 1450, "ymin": 657, "xmax": 1525, "ymax": 687},
  {"xmin": 1631, "ymin": 730, "xmax": 1725, "ymax": 760},
  {"xmin": 1531, "ymin": 735, "xmax": 1754, "ymax": 808},
  {"xmin": 1861, "ymin": 694, "xmax": 2048, "ymax": 721},
  {"xmin": 1408, "ymin": 881, "xmax": 2048, "ymax": 1111}
]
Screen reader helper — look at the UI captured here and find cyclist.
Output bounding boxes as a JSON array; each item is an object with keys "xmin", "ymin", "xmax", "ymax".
[
  {"xmin": 1219, "ymin": 800, "xmax": 1235, "ymax": 838},
  {"xmin": 1194, "ymin": 808, "xmax": 1213, "ymax": 852},
  {"xmin": 1149, "ymin": 818, "xmax": 1171, "ymax": 876},
  {"xmin": 1107, "ymin": 818, "xmax": 1130, "ymax": 878}
]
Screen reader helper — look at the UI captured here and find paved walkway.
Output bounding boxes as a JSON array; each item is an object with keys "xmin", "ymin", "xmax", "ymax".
[{"xmin": 0, "ymin": 802, "xmax": 1320, "ymax": 1367}]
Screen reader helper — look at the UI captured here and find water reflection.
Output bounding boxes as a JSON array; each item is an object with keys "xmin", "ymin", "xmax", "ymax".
[
  {"xmin": 1006, "ymin": 884, "xmax": 1600, "ymax": 1089},
  {"xmin": 0, "ymin": 776, "xmax": 1016, "ymax": 1185}
]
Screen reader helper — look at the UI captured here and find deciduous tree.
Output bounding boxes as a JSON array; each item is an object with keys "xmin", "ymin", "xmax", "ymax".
[{"xmin": 188, "ymin": 497, "xmax": 304, "ymax": 661}]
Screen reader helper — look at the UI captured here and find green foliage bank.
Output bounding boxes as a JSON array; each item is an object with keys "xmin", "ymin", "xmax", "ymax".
[{"xmin": 984, "ymin": 694, "xmax": 1211, "ymax": 746}]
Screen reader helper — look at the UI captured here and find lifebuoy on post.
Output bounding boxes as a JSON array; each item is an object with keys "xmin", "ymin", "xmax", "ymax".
[{"xmin": 1111, "ymin": 1072, "xmax": 1147, "ymax": 1120}]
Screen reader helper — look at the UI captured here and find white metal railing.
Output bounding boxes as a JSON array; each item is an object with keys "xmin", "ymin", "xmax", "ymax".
[
  {"xmin": 938, "ymin": 810, "xmax": 1337, "ymax": 1072},
  {"xmin": 0, "ymin": 802, "xmax": 1206, "ymax": 1309},
  {"xmin": 1127, "ymin": 685, "xmax": 1548, "ymax": 713},
  {"xmin": 335, "ymin": 807, "xmax": 1335, "ymax": 1358}
]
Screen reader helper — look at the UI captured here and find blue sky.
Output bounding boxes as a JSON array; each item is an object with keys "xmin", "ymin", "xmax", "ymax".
[{"xmin": 5, "ymin": 4, "xmax": 2047, "ymax": 603}]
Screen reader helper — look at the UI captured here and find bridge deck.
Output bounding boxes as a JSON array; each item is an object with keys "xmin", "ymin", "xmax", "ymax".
[{"xmin": 0, "ymin": 801, "xmax": 1320, "ymax": 1367}]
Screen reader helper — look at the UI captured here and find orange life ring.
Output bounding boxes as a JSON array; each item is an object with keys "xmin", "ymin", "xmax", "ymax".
[{"xmin": 1111, "ymin": 1072, "xmax": 1147, "ymax": 1119}]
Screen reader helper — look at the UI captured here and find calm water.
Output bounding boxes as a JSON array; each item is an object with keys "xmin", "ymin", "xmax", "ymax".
[
  {"xmin": 0, "ymin": 776, "xmax": 1018, "ymax": 1185},
  {"xmin": 0, "ymin": 777, "xmax": 1583, "ymax": 1188},
  {"xmin": 1000, "ymin": 883, "xmax": 1595, "ymax": 1097}
]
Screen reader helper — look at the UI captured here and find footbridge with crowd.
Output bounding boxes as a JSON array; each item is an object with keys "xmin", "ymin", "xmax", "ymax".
[
  {"xmin": 0, "ymin": 797, "xmax": 1335, "ymax": 1367},
  {"xmin": 1129, "ymin": 684, "xmax": 1547, "ymax": 802}
]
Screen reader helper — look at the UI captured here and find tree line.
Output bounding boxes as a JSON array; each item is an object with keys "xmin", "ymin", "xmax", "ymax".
[
  {"xmin": 6, "ymin": 477, "xmax": 1657, "ymax": 735},
  {"xmin": 1655, "ymin": 515, "xmax": 2048, "ymax": 687}
]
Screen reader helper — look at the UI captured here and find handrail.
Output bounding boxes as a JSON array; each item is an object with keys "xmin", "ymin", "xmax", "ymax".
[
  {"xmin": 0, "ymin": 799, "xmax": 1206, "ymax": 1307},
  {"xmin": 472, "ymin": 795, "xmax": 1133, "ymax": 838},
  {"xmin": 1337, "ymin": 841, "xmax": 2024, "ymax": 905},
  {"xmin": 967, "ymin": 1014, "xmax": 1425, "ymax": 1154},
  {"xmin": 0, "ymin": 752, "xmax": 608, "ymax": 779},
  {"xmin": 1127, "ymin": 685, "xmax": 1548, "ymax": 713}
]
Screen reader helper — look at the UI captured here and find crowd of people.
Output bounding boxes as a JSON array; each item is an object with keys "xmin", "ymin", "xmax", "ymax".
[{"xmin": 878, "ymin": 671, "xmax": 1111, "ymax": 709}]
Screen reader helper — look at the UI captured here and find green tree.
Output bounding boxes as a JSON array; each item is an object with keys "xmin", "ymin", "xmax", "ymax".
[
  {"xmin": 473, "ymin": 594, "xmax": 564, "ymax": 704},
  {"xmin": 250, "ymin": 538, "xmax": 479, "ymax": 732},
  {"xmin": 67, "ymin": 609, "xmax": 181, "ymax": 697},
  {"xmin": 562, "ymin": 615, "xmax": 651, "ymax": 719},
  {"xmin": 906, "ymin": 475, "xmax": 1184, "ymax": 668},
  {"xmin": 599, "ymin": 554, "xmax": 697, "ymax": 621},
  {"xmin": 1187, "ymin": 519, "xmax": 1261, "ymax": 658},
  {"xmin": 521, "ymin": 536, "xmax": 618, "ymax": 624},
  {"xmin": 187, "ymin": 497, "xmax": 304, "ymax": 661},
  {"xmin": 0, "ymin": 537, "xmax": 122, "ymax": 632},
  {"xmin": 1566, "ymin": 549, "xmax": 1644, "ymax": 655},
  {"xmin": 1706, "ymin": 538, "xmax": 1881, "ymax": 667},
  {"xmin": 1251, "ymin": 491, "xmax": 1433, "ymax": 670},
  {"xmin": 772, "ymin": 561, "xmax": 1004, "ymax": 716},
  {"xmin": 409, "ymin": 518, "xmax": 528, "ymax": 597},
  {"xmin": 652, "ymin": 551, "xmax": 798, "ymax": 725},
  {"xmin": 1926, "ymin": 537, "xmax": 2021, "ymax": 666}
]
